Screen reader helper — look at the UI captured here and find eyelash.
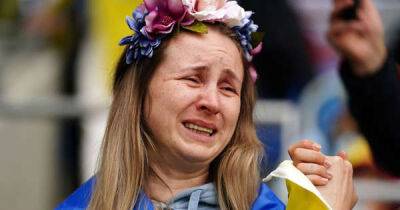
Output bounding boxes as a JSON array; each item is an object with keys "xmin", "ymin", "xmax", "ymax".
[
  {"xmin": 183, "ymin": 76, "xmax": 238, "ymax": 94},
  {"xmin": 222, "ymin": 85, "xmax": 237, "ymax": 94},
  {"xmin": 185, "ymin": 76, "xmax": 201, "ymax": 84},
  {"xmin": 187, "ymin": 77, "xmax": 199, "ymax": 82}
]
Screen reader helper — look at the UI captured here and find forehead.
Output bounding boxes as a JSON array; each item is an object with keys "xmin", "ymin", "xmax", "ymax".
[{"xmin": 161, "ymin": 26, "xmax": 244, "ymax": 79}]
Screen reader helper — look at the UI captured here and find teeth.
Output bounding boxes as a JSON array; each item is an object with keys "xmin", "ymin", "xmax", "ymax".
[{"xmin": 184, "ymin": 123, "xmax": 214, "ymax": 135}]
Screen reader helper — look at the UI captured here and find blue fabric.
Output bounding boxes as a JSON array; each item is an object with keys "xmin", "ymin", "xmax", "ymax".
[
  {"xmin": 55, "ymin": 178, "xmax": 285, "ymax": 210},
  {"xmin": 55, "ymin": 178, "xmax": 95, "ymax": 210},
  {"xmin": 251, "ymin": 183, "xmax": 285, "ymax": 210},
  {"xmin": 166, "ymin": 182, "xmax": 218, "ymax": 210}
]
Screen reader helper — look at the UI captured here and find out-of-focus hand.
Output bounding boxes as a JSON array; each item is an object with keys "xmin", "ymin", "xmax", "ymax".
[
  {"xmin": 327, "ymin": 0, "xmax": 387, "ymax": 76},
  {"xmin": 288, "ymin": 140, "xmax": 332, "ymax": 186},
  {"xmin": 317, "ymin": 155, "xmax": 358, "ymax": 210}
]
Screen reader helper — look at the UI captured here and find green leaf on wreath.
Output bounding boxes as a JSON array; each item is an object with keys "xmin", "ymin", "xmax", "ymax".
[
  {"xmin": 182, "ymin": 21, "xmax": 208, "ymax": 34},
  {"xmin": 251, "ymin": 32, "xmax": 265, "ymax": 46}
]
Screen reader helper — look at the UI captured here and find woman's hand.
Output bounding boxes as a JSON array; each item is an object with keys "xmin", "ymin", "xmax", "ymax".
[
  {"xmin": 288, "ymin": 140, "xmax": 358, "ymax": 209},
  {"xmin": 317, "ymin": 156, "xmax": 358, "ymax": 210},
  {"xmin": 327, "ymin": 0, "xmax": 387, "ymax": 76},
  {"xmin": 288, "ymin": 140, "xmax": 332, "ymax": 186}
]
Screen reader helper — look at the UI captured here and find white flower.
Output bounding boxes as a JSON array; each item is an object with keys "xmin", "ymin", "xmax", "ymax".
[{"xmin": 182, "ymin": 0, "xmax": 247, "ymax": 28}]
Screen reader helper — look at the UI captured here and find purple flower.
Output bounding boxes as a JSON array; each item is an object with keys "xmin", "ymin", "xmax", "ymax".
[{"xmin": 144, "ymin": 0, "xmax": 195, "ymax": 39}]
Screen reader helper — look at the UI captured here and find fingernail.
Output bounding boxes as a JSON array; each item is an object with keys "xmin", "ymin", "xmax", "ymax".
[
  {"xmin": 313, "ymin": 143, "xmax": 321, "ymax": 150},
  {"xmin": 321, "ymin": 178, "xmax": 329, "ymax": 183},
  {"xmin": 324, "ymin": 160, "xmax": 331, "ymax": 168}
]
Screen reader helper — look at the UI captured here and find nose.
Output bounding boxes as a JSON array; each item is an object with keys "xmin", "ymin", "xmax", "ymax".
[{"xmin": 195, "ymin": 86, "xmax": 220, "ymax": 115}]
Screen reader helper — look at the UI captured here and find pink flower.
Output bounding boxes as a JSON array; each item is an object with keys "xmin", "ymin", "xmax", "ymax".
[
  {"xmin": 182, "ymin": 0, "xmax": 246, "ymax": 27},
  {"xmin": 250, "ymin": 42, "xmax": 263, "ymax": 56},
  {"xmin": 144, "ymin": 0, "xmax": 194, "ymax": 39},
  {"xmin": 248, "ymin": 64, "xmax": 258, "ymax": 83}
]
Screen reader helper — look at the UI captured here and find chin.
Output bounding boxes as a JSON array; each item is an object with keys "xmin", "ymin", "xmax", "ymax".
[{"xmin": 178, "ymin": 144, "xmax": 221, "ymax": 163}]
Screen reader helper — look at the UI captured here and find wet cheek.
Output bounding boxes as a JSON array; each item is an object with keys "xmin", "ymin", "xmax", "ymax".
[
  {"xmin": 157, "ymin": 86, "xmax": 190, "ymax": 110},
  {"xmin": 227, "ymin": 102, "xmax": 241, "ymax": 125}
]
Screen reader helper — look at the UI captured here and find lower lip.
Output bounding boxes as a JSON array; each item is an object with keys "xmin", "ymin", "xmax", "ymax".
[{"xmin": 181, "ymin": 124, "xmax": 215, "ymax": 143}]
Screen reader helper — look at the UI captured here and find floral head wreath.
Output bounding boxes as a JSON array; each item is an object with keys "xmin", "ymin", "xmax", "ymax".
[{"xmin": 119, "ymin": 0, "xmax": 263, "ymax": 81}]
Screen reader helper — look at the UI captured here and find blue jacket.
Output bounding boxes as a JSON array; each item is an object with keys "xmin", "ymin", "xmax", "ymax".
[{"xmin": 55, "ymin": 178, "xmax": 285, "ymax": 210}]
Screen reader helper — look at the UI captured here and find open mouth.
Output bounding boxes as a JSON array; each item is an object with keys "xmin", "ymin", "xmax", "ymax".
[{"xmin": 183, "ymin": 122, "xmax": 216, "ymax": 137}]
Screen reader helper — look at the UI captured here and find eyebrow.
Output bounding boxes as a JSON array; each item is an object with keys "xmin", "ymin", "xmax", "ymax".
[
  {"xmin": 222, "ymin": 69, "xmax": 242, "ymax": 85},
  {"xmin": 182, "ymin": 64, "xmax": 242, "ymax": 84}
]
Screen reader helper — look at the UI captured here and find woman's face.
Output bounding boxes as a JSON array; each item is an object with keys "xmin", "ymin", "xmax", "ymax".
[{"xmin": 144, "ymin": 27, "xmax": 244, "ymax": 165}]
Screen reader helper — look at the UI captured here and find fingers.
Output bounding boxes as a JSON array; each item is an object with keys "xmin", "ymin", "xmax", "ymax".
[
  {"xmin": 297, "ymin": 162, "xmax": 333, "ymax": 180},
  {"xmin": 362, "ymin": 0, "xmax": 380, "ymax": 19},
  {"xmin": 343, "ymin": 159, "xmax": 358, "ymax": 208},
  {"xmin": 331, "ymin": 0, "xmax": 374, "ymax": 21},
  {"xmin": 306, "ymin": 174, "xmax": 330, "ymax": 186},
  {"xmin": 330, "ymin": 0, "xmax": 382, "ymax": 34},
  {"xmin": 327, "ymin": 156, "xmax": 354, "ymax": 177},
  {"xmin": 289, "ymin": 140, "xmax": 331, "ymax": 186},
  {"xmin": 288, "ymin": 139, "xmax": 321, "ymax": 159},
  {"xmin": 344, "ymin": 158, "xmax": 353, "ymax": 176},
  {"xmin": 291, "ymin": 148, "xmax": 327, "ymax": 166},
  {"xmin": 329, "ymin": 0, "xmax": 373, "ymax": 37},
  {"xmin": 317, "ymin": 156, "xmax": 357, "ymax": 209},
  {"xmin": 332, "ymin": 0, "xmax": 354, "ymax": 11},
  {"xmin": 328, "ymin": 19, "xmax": 366, "ymax": 36},
  {"xmin": 331, "ymin": 0, "xmax": 357, "ymax": 22},
  {"xmin": 327, "ymin": 20, "xmax": 367, "ymax": 58},
  {"xmin": 325, "ymin": 155, "xmax": 354, "ymax": 184}
]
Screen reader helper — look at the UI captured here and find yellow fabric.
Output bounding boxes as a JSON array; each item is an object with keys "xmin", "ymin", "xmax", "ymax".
[
  {"xmin": 89, "ymin": 0, "xmax": 142, "ymax": 87},
  {"xmin": 286, "ymin": 180, "xmax": 329, "ymax": 210},
  {"xmin": 264, "ymin": 160, "xmax": 332, "ymax": 210}
]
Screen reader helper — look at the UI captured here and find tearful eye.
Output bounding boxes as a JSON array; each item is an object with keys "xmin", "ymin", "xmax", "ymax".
[
  {"xmin": 185, "ymin": 76, "xmax": 201, "ymax": 83},
  {"xmin": 222, "ymin": 86, "xmax": 238, "ymax": 94}
]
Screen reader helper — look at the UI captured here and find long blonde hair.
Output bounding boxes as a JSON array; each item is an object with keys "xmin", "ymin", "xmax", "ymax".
[{"xmin": 89, "ymin": 24, "xmax": 264, "ymax": 210}]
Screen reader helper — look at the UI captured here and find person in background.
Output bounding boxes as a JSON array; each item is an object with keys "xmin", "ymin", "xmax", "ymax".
[{"xmin": 328, "ymin": 0, "xmax": 400, "ymax": 176}]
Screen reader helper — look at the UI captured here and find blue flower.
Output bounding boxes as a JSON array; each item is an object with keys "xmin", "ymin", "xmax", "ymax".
[
  {"xmin": 233, "ymin": 13, "xmax": 259, "ymax": 61},
  {"xmin": 119, "ymin": 4, "xmax": 163, "ymax": 64}
]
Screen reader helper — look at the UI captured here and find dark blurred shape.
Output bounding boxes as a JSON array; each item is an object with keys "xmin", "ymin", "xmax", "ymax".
[
  {"xmin": 339, "ymin": 0, "xmax": 360, "ymax": 21},
  {"xmin": 392, "ymin": 27, "xmax": 400, "ymax": 64},
  {"xmin": 58, "ymin": 0, "xmax": 86, "ymax": 196},
  {"xmin": 240, "ymin": 0, "xmax": 314, "ymax": 101},
  {"xmin": 32, "ymin": 0, "xmax": 88, "ymax": 197},
  {"xmin": 340, "ymin": 52, "xmax": 400, "ymax": 177}
]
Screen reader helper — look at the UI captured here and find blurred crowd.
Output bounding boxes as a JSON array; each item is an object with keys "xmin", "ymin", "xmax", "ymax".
[{"xmin": 0, "ymin": 0, "xmax": 399, "ymax": 210}]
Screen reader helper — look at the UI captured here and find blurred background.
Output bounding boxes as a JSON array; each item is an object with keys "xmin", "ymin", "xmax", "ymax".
[{"xmin": 0, "ymin": 0, "xmax": 399, "ymax": 209}]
